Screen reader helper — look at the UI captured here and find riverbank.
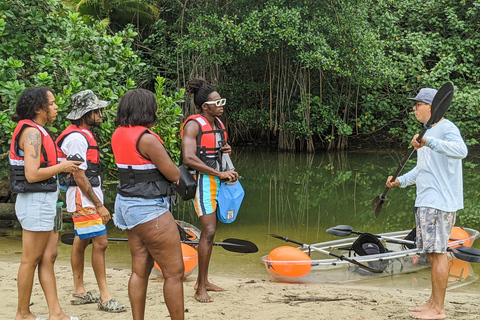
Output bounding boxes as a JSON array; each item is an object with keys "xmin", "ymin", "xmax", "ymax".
[{"xmin": 1, "ymin": 259, "xmax": 479, "ymax": 320}]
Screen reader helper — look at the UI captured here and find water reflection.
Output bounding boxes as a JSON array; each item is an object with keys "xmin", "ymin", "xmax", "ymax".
[{"xmin": 1, "ymin": 147, "xmax": 480, "ymax": 291}]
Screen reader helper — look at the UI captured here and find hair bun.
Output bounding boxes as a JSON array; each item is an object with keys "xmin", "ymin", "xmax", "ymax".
[{"xmin": 185, "ymin": 78, "xmax": 208, "ymax": 95}]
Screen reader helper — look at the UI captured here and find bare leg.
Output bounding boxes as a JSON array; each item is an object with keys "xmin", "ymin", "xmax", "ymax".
[
  {"xmin": 71, "ymin": 237, "xmax": 89, "ymax": 299},
  {"xmin": 126, "ymin": 230, "xmax": 153, "ymax": 320},
  {"xmin": 16, "ymin": 230, "xmax": 78, "ymax": 320},
  {"xmin": 194, "ymin": 213, "xmax": 224, "ymax": 303},
  {"xmin": 15, "ymin": 230, "xmax": 51, "ymax": 320},
  {"xmin": 128, "ymin": 212, "xmax": 184, "ymax": 320},
  {"xmin": 410, "ymin": 253, "xmax": 447, "ymax": 319},
  {"xmin": 90, "ymin": 234, "xmax": 112, "ymax": 303},
  {"xmin": 39, "ymin": 231, "xmax": 77, "ymax": 320}
]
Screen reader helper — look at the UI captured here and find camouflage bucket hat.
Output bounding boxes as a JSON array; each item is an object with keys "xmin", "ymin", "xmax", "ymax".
[{"xmin": 66, "ymin": 90, "xmax": 110, "ymax": 120}]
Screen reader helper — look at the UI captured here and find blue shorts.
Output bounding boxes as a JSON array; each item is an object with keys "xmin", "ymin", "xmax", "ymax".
[
  {"xmin": 113, "ymin": 194, "xmax": 170, "ymax": 230},
  {"xmin": 15, "ymin": 190, "xmax": 59, "ymax": 232}
]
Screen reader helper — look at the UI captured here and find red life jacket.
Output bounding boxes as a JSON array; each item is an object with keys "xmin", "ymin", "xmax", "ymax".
[
  {"xmin": 181, "ymin": 115, "xmax": 227, "ymax": 168},
  {"xmin": 56, "ymin": 125, "xmax": 101, "ymax": 187},
  {"xmin": 9, "ymin": 119, "xmax": 58, "ymax": 193},
  {"xmin": 112, "ymin": 126, "xmax": 174, "ymax": 198}
]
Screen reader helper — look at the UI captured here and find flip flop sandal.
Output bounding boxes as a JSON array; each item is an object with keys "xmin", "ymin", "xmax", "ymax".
[
  {"xmin": 34, "ymin": 317, "xmax": 47, "ymax": 320},
  {"xmin": 98, "ymin": 298, "xmax": 127, "ymax": 313},
  {"xmin": 70, "ymin": 291, "xmax": 100, "ymax": 305}
]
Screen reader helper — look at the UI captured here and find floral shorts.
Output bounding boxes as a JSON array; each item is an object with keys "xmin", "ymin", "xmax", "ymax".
[{"xmin": 415, "ymin": 207, "xmax": 456, "ymax": 253}]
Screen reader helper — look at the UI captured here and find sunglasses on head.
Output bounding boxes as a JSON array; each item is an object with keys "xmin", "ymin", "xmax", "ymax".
[{"xmin": 204, "ymin": 99, "xmax": 226, "ymax": 107}]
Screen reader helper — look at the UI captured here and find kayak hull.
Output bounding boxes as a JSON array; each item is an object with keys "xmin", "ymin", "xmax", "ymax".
[{"xmin": 261, "ymin": 228, "xmax": 479, "ymax": 284}]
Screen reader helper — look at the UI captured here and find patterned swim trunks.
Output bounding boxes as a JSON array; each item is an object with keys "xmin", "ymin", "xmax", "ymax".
[
  {"xmin": 193, "ymin": 173, "xmax": 221, "ymax": 217},
  {"xmin": 415, "ymin": 207, "xmax": 456, "ymax": 253},
  {"xmin": 72, "ymin": 189, "xmax": 106, "ymax": 240}
]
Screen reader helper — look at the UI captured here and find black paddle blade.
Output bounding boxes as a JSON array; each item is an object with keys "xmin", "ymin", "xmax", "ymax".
[
  {"xmin": 427, "ymin": 82, "xmax": 454, "ymax": 127},
  {"xmin": 221, "ymin": 238, "xmax": 258, "ymax": 253},
  {"xmin": 60, "ymin": 233, "xmax": 75, "ymax": 245},
  {"xmin": 372, "ymin": 195, "xmax": 385, "ymax": 218},
  {"xmin": 326, "ymin": 225, "xmax": 354, "ymax": 237},
  {"xmin": 451, "ymin": 246, "xmax": 480, "ymax": 263}
]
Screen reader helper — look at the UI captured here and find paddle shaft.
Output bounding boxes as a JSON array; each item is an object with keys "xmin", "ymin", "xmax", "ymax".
[
  {"xmin": 378, "ymin": 129, "xmax": 427, "ymax": 201},
  {"xmin": 271, "ymin": 235, "xmax": 383, "ymax": 273},
  {"xmin": 60, "ymin": 233, "xmax": 257, "ymax": 253}
]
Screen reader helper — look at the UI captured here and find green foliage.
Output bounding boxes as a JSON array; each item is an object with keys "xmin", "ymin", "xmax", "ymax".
[
  {"xmin": 0, "ymin": 0, "xmax": 183, "ymax": 176},
  {"xmin": 151, "ymin": 76, "xmax": 185, "ymax": 164},
  {"xmin": 4, "ymin": 0, "xmax": 480, "ymax": 154}
]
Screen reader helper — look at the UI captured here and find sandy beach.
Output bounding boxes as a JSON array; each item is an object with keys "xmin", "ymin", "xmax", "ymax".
[{"xmin": 1, "ymin": 259, "xmax": 480, "ymax": 320}]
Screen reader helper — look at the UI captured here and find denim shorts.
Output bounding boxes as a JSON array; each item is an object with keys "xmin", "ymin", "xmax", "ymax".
[
  {"xmin": 113, "ymin": 194, "xmax": 170, "ymax": 230},
  {"xmin": 15, "ymin": 190, "xmax": 59, "ymax": 232}
]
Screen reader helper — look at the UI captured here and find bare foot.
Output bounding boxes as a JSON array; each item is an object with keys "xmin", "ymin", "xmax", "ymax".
[
  {"xmin": 408, "ymin": 303, "xmax": 431, "ymax": 312},
  {"xmin": 194, "ymin": 290, "xmax": 214, "ymax": 303},
  {"xmin": 410, "ymin": 309, "xmax": 446, "ymax": 320},
  {"xmin": 194, "ymin": 282, "xmax": 226, "ymax": 292},
  {"xmin": 14, "ymin": 313, "xmax": 38, "ymax": 320},
  {"xmin": 48, "ymin": 312, "xmax": 82, "ymax": 320}
]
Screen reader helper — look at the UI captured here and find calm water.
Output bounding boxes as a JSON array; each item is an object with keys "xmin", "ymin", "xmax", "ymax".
[{"xmin": 2, "ymin": 147, "xmax": 480, "ymax": 291}]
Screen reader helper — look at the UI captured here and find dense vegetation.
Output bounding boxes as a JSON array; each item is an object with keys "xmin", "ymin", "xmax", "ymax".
[{"xmin": 2, "ymin": 0, "xmax": 480, "ymax": 166}]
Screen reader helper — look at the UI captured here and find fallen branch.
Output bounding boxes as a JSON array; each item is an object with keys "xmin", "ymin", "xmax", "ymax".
[{"xmin": 272, "ymin": 294, "xmax": 367, "ymax": 304}]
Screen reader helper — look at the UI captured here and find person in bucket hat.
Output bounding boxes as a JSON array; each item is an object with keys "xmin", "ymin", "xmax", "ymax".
[
  {"xmin": 56, "ymin": 90, "xmax": 126, "ymax": 313},
  {"xmin": 66, "ymin": 89, "xmax": 110, "ymax": 120}
]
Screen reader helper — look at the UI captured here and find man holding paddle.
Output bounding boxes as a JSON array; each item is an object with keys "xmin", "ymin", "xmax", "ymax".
[{"xmin": 385, "ymin": 87, "xmax": 467, "ymax": 320}]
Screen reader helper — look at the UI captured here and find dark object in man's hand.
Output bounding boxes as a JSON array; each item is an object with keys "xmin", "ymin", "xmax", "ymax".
[{"xmin": 67, "ymin": 153, "xmax": 85, "ymax": 164}]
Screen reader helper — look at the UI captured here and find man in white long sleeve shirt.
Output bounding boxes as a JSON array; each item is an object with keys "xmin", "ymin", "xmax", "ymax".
[{"xmin": 386, "ymin": 87, "xmax": 467, "ymax": 320}]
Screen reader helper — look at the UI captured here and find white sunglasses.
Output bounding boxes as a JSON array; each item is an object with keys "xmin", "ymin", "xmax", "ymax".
[{"xmin": 204, "ymin": 99, "xmax": 226, "ymax": 107}]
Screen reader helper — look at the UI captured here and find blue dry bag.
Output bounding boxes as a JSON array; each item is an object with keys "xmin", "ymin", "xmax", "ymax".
[{"xmin": 216, "ymin": 180, "xmax": 245, "ymax": 223}]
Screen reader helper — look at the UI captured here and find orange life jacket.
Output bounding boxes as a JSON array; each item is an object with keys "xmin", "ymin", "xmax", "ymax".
[
  {"xmin": 112, "ymin": 126, "xmax": 174, "ymax": 198},
  {"xmin": 181, "ymin": 115, "xmax": 227, "ymax": 168}
]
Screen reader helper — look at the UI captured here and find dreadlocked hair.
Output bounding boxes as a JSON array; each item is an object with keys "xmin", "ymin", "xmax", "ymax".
[{"xmin": 185, "ymin": 78, "xmax": 216, "ymax": 109}]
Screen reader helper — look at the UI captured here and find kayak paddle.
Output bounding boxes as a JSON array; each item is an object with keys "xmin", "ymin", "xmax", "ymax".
[
  {"xmin": 60, "ymin": 233, "xmax": 258, "ymax": 254},
  {"xmin": 326, "ymin": 225, "xmax": 480, "ymax": 263},
  {"xmin": 372, "ymin": 82, "xmax": 454, "ymax": 218},
  {"xmin": 268, "ymin": 234, "xmax": 384, "ymax": 274}
]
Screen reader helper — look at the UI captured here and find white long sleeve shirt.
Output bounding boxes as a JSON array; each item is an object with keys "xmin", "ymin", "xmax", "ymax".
[{"xmin": 398, "ymin": 119, "xmax": 467, "ymax": 212}]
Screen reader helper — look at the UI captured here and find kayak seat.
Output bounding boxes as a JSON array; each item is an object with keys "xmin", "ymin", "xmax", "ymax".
[
  {"xmin": 352, "ymin": 233, "xmax": 386, "ymax": 256},
  {"xmin": 351, "ymin": 233, "xmax": 389, "ymax": 273},
  {"xmin": 403, "ymin": 228, "xmax": 417, "ymax": 250}
]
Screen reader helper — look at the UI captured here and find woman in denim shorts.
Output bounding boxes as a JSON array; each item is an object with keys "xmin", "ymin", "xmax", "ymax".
[
  {"xmin": 10, "ymin": 87, "xmax": 82, "ymax": 320},
  {"xmin": 112, "ymin": 89, "xmax": 183, "ymax": 320}
]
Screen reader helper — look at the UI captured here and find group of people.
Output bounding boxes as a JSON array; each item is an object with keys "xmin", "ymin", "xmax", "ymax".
[
  {"xmin": 10, "ymin": 78, "xmax": 238, "ymax": 320},
  {"xmin": 10, "ymin": 81, "xmax": 466, "ymax": 320}
]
